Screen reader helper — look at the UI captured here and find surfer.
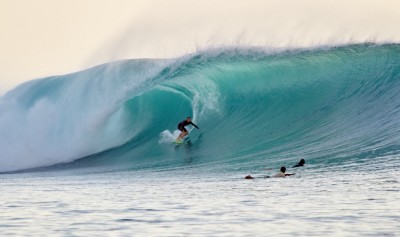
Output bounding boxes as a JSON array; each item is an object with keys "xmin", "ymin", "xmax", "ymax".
[
  {"xmin": 176, "ymin": 117, "xmax": 199, "ymax": 141},
  {"xmin": 244, "ymin": 166, "xmax": 294, "ymax": 179},
  {"xmin": 293, "ymin": 159, "xmax": 305, "ymax": 168},
  {"xmin": 272, "ymin": 166, "xmax": 294, "ymax": 178}
]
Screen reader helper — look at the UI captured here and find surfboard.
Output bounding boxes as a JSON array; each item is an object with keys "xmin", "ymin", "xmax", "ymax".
[
  {"xmin": 173, "ymin": 139, "xmax": 183, "ymax": 144},
  {"xmin": 173, "ymin": 136, "xmax": 189, "ymax": 145}
]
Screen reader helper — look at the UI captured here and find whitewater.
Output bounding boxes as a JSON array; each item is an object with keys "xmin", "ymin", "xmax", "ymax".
[{"xmin": 1, "ymin": 44, "xmax": 400, "ymax": 236}]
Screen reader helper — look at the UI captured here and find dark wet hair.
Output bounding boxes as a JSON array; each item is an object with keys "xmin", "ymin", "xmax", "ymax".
[
  {"xmin": 245, "ymin": 175, "xmax": 254, "ymax": 179},
  {"xmin": 187, "ymin": 116, "xmax": 191, "ymax": 119},
  {"xmin": 280, "ymin": 166, "xmax": 286, "ymax": 173},
  {"xmin": 300, "ymin": 159, "xmax": 305, "ymax": 164}
]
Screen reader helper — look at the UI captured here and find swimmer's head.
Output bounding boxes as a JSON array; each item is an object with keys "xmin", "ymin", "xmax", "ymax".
[
  {"xmin": 300, "ymin": 159, "xmax": 305, "ymax": 165},
  {"xmin": 280, "ymin": 166, "xmax": 286, "ymax": 173}
]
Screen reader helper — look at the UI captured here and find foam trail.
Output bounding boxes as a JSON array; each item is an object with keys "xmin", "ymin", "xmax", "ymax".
[{"xmin": 159, "ymin": 130, "xmax": 180, "ymax": 144}]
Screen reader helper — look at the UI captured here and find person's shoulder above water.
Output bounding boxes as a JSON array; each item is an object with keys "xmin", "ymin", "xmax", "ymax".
[
  {"xmin": 272, "ymin": 171, "xmax": 286, "ymax": 178},
  {"xmin": 272, "ymin": 166, "xmax": 294, "ymax": 178},
  {"xmin": 293, "ymin": 159, "xmax": 305, "ymax": 168}
]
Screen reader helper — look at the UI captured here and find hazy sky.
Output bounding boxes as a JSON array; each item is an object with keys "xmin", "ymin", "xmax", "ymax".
[{"xmin": 1, "ymin": 0, "xmax": 400, "ymax": 94}]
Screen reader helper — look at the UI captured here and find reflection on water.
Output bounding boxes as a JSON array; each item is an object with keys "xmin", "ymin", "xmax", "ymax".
[{"xmin": 1, "ymin": 157, "xmax": 399, "ymax": 236}]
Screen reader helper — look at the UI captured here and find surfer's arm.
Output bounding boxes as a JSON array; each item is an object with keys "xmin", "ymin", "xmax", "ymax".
[
  {"xmin": 190, "ymin": 122, "xmax": 199, "ymax": 129},
  {"xmin": 285, "ymin": 173, "xmax": 295, "ymax": 176}
]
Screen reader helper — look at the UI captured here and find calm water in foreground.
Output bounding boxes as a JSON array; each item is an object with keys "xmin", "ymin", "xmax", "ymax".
[{"xmin": 1, "ymin": 157, "xmax": 399, "ymax": 237}]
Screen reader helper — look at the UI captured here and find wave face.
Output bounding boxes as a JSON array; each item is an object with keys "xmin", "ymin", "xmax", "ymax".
[{"xmin": 1, "ymin": 44, "xmax": 400, "ymax": 172}]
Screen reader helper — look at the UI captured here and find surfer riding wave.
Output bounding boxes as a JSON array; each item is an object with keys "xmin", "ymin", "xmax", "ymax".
[{"xmin": 176, "ymin": 117, "xmax": 199, "ymax": 142}]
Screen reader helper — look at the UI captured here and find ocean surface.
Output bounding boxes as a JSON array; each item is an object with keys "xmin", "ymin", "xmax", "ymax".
[{"xmin": 1, "ymin": 44, "xmax": 400, "ymax": 236}]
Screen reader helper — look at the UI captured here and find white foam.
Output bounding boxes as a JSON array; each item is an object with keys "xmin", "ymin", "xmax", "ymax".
[{"xmin": 159, "ymin": 130, "xmax": 181, "ymax": 144}]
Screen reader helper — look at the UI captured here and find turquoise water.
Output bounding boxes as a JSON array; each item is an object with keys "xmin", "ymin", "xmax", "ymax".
[{"xmin": 1, "ymin": 44, "xmax": 400, "ymax": 236}]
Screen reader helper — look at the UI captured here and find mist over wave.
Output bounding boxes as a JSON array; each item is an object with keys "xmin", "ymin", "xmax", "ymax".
[
  {"xmin": 3, "ymin": 0, "xmax": 400, "ymax": 94},
  {"xmin": 1, "ymin": 44, "xmax": 400, "ymax": 172}
]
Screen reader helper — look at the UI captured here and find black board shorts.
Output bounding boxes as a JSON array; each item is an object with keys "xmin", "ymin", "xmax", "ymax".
[{"xmin": 178, "ymin": 124, "xmax": 187, "ymax": 132}]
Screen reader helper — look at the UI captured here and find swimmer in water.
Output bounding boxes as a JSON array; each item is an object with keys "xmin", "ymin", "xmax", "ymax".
[
  {"xmin": 244, "ymin": 166, "xmax": 294, "ymax": 179},
  {"xmin": 293, "ymin": 159, "xmax": 305, "ymax": 168},
  {"xmin": 271, "ymin": 166, "xmax": 294, "ymax": 178}
]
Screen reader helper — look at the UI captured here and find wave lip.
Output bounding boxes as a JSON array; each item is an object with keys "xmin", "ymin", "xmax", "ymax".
[{"xmin": 1, "ymin": 44, "xmax": 400, "ymax": 172}]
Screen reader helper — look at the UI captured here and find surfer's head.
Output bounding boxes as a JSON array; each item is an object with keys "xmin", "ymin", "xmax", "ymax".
[
  {"xmin": 280, "ymin": 166, "xmax": 286, "ymax": 173},
  {"xmin": 299, "ymin": 159, "xmax": 305, "ymax": 165},
  {"xmin": 244, "ymin": 175, "xmax": 254, "ymax": 179},
  {"xmin": 186, "ymin": 117, "xmax": 192, "ymax": 122}
]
